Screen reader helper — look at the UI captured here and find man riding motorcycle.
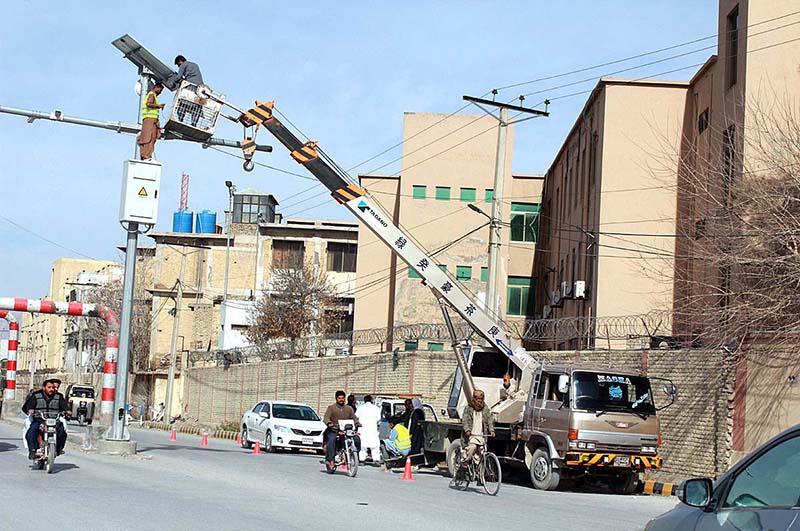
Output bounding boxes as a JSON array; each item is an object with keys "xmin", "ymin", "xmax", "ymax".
[
  {"xmin": 322, "ymin": 390, "xmax": 361, "ymax": 470},
  {"xmin": 21, "ymin": 378, "xmax": 70, "ymax": 460}
]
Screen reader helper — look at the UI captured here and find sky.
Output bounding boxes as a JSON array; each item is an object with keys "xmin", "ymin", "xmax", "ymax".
[{"xmin": 0, "ymin": 0, "xmax": 719, "ymax": 300}]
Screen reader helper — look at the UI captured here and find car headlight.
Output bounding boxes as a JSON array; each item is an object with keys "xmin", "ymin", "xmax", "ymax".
[
  {"xmin": 274, "ymin": 425, "xmax": 291, "ymax": 433},
  {"xmin": 641, "ymin": 446, "xmax": 657, "ymax": 454}
]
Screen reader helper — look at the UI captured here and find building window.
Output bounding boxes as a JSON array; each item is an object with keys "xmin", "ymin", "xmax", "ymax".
[
  {"xmin": 459, "ymin": 187, "xmax": 476, "ymax": 202},
  {"xmin": 698, "ymin": 108, "xmax": 709, "ymax": 134},
  {"xmin": 404, "ymin": 340, "xmax": 418, "ymax": 351},
  {"xmin": 435, "ymin": 186, "xmax": 451, "ymax": 201},
  {"xmin": 408, "ymin": 268, "xmax": 421, "ymax": 279},
  {"xmin": 412, "ymin": 185, "xmax": 426, "ymax": 199},
  {"xmin": 507, "ymin": 276, "xmax": 535, "ymax": 317},
  {"xmin": 272, "ymin": 240, "xmax": 304, "ymax": 269},
  {"xmin": 326, "ymin": 242, "xmax": 357, "ymax": 273},
  {"xmin": 481, "ymin": 267, "xmax": 488, "ymax": 282},
  {"xmin": 456, "ymin": 266, "xmax": 472, "ymax": 282},
  {"xmin": 510, "ymin": 203, "xmax": 539, "ymax": 243},
  {"xmin": 428, "ymin": 342, "xmax": 444, "ymax": 351},
  {"xmin": 233, "ymin": 194, "xmax": 275, "ymax": 224},
  {"xmin": 727, "ymin": 6, "xmax": 739, "ymax": 88},
  {"xmin": 439, "ymin": 264, "xmax": 447, "ymax": 272},
  {"xmin": 485, "ymin": 189, "xmax": 494, "ymax": 203}
]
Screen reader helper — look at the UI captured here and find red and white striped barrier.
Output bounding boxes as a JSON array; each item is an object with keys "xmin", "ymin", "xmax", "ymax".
[
  {"xmin": 0, "ymin": 310, "xmax": 19, "ymax": 400},
  {"xmin": 0, "ymin": 298, "xmax": 119, "ymax": 424}
]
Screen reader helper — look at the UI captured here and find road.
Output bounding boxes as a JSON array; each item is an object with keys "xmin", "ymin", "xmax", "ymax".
[{"xmin": 0, "ymin": 421, "xmax": 676, "ymax": 531}]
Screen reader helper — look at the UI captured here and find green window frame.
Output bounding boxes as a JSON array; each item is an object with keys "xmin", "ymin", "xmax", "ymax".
[
  {"xmin": 435, "ymin": 186, "xmax": 451, "ymax": 201},
  {"xmin": 456, "ymin": 266, "xmax": 472, "ymax": 281},
  {"xmin": 439, "ymin": 264, "xmax": 447, "ymax": 272},
  {"xmin": 459, "ymin": 187, "xmax": 476, "ymax": 202},
  {"xmin": 408, "ymin": 268, "xmax": 421, "ymax": 279},
  {"xmin": 412, "ymin": 185, "xmax": 426, "ymax": 199},
  {"xmin": 428, "ymin": 342, "xmax": 444, "ymax": 351},
  {"xmin": 481, "ymin": 267, "xmax": 488, "ymax": 282},
  {"xmin": 485, "ymin": 189, "xmax": 494, "ymax": 203},
  {"xmin": 507, "ymin": 276, "xmax": 535, "ymax": 317},
  {"xmin": 510, "ymin": 203, "xmax": 539, "ymax": 243},
  {"xmin": 404, "ymin": 340, "xmax": 418, "ymax": 351}
]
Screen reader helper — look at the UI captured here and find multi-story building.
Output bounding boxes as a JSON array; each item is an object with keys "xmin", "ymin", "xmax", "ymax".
[{"xmin": 354, "ymin": 112, "xmax": 542, "ymax": 351}]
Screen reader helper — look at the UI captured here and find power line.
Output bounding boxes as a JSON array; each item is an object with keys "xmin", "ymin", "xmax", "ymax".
[{"xmin": 0, "ymin": 214, "xmax": 96, "ymax": 260}]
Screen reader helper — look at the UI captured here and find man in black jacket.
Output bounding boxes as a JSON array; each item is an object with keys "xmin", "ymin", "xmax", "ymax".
[{"xmin": 22, "ymin": 378, "xmax": 70, "ymax": 460}]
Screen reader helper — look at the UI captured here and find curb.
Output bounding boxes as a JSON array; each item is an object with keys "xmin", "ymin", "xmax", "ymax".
[
  {"xmin": 139, "ymin": 421, "xmax": 238, "ymax": 441},
  {"xmin": 641, "ymin": 480, "xmax": 677, "ymax": 496}
]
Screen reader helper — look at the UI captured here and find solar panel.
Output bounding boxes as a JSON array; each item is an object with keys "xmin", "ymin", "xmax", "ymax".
[{"xmin": 111, "ymin": 34, "xmax": 179, "ymax": 90}]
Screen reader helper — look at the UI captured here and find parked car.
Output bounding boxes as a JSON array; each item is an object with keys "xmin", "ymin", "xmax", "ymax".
[
  {"xmin": 240, "ymin": 401, "xmax": 326, "ymax": 453},
  {"xmin": 645, "ymin": 423, "xmax": 800, "ymax": 530}
]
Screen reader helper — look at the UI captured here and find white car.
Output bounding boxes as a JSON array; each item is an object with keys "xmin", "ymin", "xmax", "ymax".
[{"xmin": 240, "ymin": 400, "xmax": 326, "ymax": 453}]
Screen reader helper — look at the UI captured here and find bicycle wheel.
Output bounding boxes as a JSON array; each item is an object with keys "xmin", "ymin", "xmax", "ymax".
[{"xmin": 481, "ymin": 452, "xmax": 501, "ymax": 496}]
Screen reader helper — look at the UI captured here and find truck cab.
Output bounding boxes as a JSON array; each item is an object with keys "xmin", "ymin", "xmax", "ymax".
[{"xmin": 522, "ymin": 364, "xmax": 673, "ymax": 493}]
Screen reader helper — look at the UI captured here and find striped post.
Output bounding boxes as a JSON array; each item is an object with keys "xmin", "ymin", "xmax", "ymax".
[
  {"xmin": 0, "ymin": 298, "xmax": 119, "ymax": 425},
  {"xmin": 0, "ymin": 310, "xmax": 19, "ymax": 400}
]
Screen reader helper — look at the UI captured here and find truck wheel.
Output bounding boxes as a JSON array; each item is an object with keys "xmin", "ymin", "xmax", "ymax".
[
  {"xmin": 616, "ymin": 471, "xmax": 639, "ymax": 495},
  {"xmin": 530, "ymin": 448, "xmax": 560, "ymax": 491},
  {"xmin": 446, "ymin": 439, "xmax": 463, "ymax": 478}
]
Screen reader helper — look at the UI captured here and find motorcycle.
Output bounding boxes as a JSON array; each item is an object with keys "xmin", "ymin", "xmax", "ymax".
[
  {"xmin": 325, "ymin": 420, "xmax": 359, "ymax": 478},
  {"xmin": 31, "ymin": 413, "xmax": 63, "ymax": 474}
]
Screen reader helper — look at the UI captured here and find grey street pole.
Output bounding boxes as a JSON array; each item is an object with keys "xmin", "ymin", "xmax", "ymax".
[
  {"xmin": 109, "ymin": 71, "xmax": 149, "ymax": 441},
  {"xmin": 485, "ymin": 106, "xmax": 509, "ymax": 318},
  {"xmin": 164, "ymin": 249, "xmax": 187, "ymax": 424},
  {"xmin": 219, "ymin": 181, "xmax": 234, "ymax": 350}
]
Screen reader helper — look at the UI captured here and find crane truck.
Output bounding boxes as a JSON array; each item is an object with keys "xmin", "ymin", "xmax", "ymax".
[{"xmin": 223, "ymin": 97, "xmax": 675, "ymax": 494}]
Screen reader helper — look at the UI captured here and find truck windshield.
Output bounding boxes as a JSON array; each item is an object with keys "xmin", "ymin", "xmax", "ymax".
[{"xmin": 573, "ymin": 372, "xmax": 655, "ymax": 415}]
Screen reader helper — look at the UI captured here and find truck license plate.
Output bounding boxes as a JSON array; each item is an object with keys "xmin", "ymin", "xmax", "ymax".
[
  {"xmin": 614, "ymin": 456, "xmax": 631, "ymax": 467},
  {"xmin": 302, "ymin": 437, "xmax": 313, "ymax": 445}
]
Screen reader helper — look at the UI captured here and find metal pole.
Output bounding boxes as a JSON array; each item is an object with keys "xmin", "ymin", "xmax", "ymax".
[
  {"xmin": 439, "ymin": 299, "xmax": 475, "ymax": 402},
  {"xmin": 165, "ymin": 249, "xmax": 187, "ymax": 424},
  {"xmin": 76, "ymin": 318, "xmax": 84, "ymax": 383},
  {"xmin": 219, "ymin": 185, "xmax": 234, "ymax": 350},
  {"xmin": 485, "ymin": 107, "xmax": 509, "ymax": 319}
]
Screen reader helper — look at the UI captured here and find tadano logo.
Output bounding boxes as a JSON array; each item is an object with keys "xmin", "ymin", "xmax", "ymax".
[
  {"xmin": 357, "ymin": 201, "xmax": 369, "ymax": 213},
  {"xmin": 355, "ymin": 200, "xmax": 388, "ymax": 228}
]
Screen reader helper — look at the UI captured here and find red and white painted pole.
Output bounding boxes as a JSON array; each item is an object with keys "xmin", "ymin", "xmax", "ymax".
[
  {"xmin": 0, "ymin": 298, "xmax": 119, "ymax": 424},
  {"xmin": 0, "ymin": 310, "xmax": 19, "ymax": 400}
]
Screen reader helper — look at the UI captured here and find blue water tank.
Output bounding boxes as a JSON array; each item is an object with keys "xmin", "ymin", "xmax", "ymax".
[
  {"xmin": 172, "ymin": 210, "xmax": 193, "ymax": 233},
  {"xmin": 195, "ymin": 210, "xmax": 217, "ymax": 234}
]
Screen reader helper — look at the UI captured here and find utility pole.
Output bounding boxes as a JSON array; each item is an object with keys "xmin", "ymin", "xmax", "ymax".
[
  {"xmin": 220, "ymin": 180, "xmax": 235, "ymax": 350},
  {"xmin": 463, "ymin": 94, "xmax": 549, "ymax": 319},
  {"xmin": 164, "ymin": 248, "xmax": 187, "ymax": 425}
]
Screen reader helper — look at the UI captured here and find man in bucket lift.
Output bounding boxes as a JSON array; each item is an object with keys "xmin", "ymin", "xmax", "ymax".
[
  {"xmin": 136, "ymin": 82, "xmax": 164, "ymax": 161},
  {"xmin": 174, "ymin": 54, "xmax": 204, "ymax": 127}
]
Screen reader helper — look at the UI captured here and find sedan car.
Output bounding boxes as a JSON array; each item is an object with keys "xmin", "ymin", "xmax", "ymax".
[
  {"xmin": 645, "ymin": 423, "xmax": 800, "ymax": 530},
  {"xmin": 240, "ymin": 401, "xmax": 326, "ymax": 453}
]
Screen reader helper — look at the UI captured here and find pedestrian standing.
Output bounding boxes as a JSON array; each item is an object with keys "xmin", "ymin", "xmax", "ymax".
[
  {"xmin": 355, "ymin": 395, "xmax": 381, "ymax": 464},
  {"xmin": 136, "ymin": 82, "xmax": 164, "ymax": 161}
]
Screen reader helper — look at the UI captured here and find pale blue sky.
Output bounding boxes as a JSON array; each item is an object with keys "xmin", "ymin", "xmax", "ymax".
[{"xmin": 0, "ymin": 1, "xmax": 718, "ymax": 299}]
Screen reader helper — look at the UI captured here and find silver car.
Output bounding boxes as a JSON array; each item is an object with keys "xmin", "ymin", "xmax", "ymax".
[{"xmin": 645, "ymin": 424, "xmax": 800, "ymax": 530}]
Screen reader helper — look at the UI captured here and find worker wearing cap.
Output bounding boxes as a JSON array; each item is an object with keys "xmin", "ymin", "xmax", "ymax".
[{"xmin": 136, "ymin": 82, "xmax": 164, "ymax": 161}]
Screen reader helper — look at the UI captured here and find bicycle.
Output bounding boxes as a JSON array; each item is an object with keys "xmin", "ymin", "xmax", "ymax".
[{"xmin": 450, "ymin": 435, "xmax": 502, "ymax": 496}]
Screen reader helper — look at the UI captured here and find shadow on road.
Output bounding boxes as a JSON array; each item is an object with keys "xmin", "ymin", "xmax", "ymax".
[{"xmin": 0, "ymin": 442, "xmax": 19, "ymax": 452}]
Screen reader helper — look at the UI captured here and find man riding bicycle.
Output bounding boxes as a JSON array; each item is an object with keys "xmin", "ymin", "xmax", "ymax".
[
  {"xmin": 461, "ymin": 389, "xmax": 495, "ymax": 466},
  {"xmin": 21, "ymin": 378, "xmax": 70, "ymax": 460},
  {"xmin": 322, "ymin": 390, "xmax": 361, "ymax": 470}
]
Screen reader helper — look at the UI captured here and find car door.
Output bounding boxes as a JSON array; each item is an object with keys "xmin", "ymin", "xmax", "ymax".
[
  {"xmin": 248, "ymin": 403, "xmax": 264, "ymax": 438},
  {"xmin": 694, "ymin": 433, "xmax": 800, "ymax": 530},
  {"xmin": 260, "ymin": 402, "xmax": 272, "ymax": 440}
]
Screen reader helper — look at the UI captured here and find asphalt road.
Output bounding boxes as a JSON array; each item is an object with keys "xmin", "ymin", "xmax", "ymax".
[{"xmin": 0, "ymin": 421, "xmax": 677, "ymax": 531}]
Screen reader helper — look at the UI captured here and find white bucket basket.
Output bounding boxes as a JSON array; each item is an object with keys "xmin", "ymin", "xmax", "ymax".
[{"xmin": 164, "ymin": 80, "xmax": 225, "ymax": 142}]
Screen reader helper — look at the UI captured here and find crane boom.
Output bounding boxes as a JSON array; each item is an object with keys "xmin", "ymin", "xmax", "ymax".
[{"xmin": 238, "ymin": 100, "xmax": 533, "ymax": 370}]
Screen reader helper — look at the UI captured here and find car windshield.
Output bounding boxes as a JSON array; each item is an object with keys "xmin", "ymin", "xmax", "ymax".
[
  {"xmin": 272, "ymin": 404, "xmax": 320, "ymax": 421},
  {"xmin": 573, "ymin": 372, "xmax": 656, "ymax": 415}
]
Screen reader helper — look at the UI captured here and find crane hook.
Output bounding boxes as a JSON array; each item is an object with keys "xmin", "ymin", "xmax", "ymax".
[{"xmin": 243, "ymin": 159, "xmax": 255, "ymax": 172}]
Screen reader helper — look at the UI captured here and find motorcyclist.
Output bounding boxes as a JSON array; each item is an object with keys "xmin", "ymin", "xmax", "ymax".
[
  {"xmin": 21, "ymin": 378, "xmax": 70, "ymax": 460},
  {"xmin": 322, "ymin": 390, "xmax": 361, "ymax": 469}
]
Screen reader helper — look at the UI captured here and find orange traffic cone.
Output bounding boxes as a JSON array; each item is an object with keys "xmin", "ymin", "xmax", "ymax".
[
  {"xmin": 400, "ymin": 456, "xmax": 415, "ymax": 481},
  {"xmin": 236, "ymin": 433, "xmax": 243, "ymax": 446},
  {"xmin": 169, "ymin": 428, "xmax": 177, "ymax": 442},
  {"xmin": 253, "ymin": 442, "xmax": 261, "ymax": 455},
  {"xmin": 201, "ymin": 432, "xmax": 209, "ymax": 447}
]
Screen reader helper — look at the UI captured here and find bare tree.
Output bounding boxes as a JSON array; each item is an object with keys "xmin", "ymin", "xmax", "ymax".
[
  {"xmin": 672, "ymin": 97, "xmax": 800, "ymax": 354},
  {"xmin": 245, "ymin": 264, "xmax": 346, "ymax": 357}
]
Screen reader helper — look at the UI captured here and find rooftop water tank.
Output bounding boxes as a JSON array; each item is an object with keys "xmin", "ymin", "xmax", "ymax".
[
  {"xmin": 172, "ymin": 210, "xmax": 193, "ymax": 233},
  {"xmin": 195, "ymin": 210, "xmax": 217, "ymax": 234}
]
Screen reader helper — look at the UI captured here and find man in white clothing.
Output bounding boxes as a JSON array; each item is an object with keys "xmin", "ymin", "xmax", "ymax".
[{"xmin": 355, "ymin": 395, "xmax": 381, "ymax": 464}]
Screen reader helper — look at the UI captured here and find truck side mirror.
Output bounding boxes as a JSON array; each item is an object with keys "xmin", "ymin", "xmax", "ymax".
[
  {"xmin": 558, "ymin": 374, "xmax": 570, "ymax": 395},
  {"xmin": 663, "ymin": 384, "xmax": 677, "ymax": 401}
]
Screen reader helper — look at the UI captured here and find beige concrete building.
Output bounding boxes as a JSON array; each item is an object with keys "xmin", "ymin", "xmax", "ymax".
[
  {"xmin": 354, "ymin": 112, "xmax": 541, "ymax": 351},
  {"xmin": 19, "ymin": 258, "xmax": 120, "ymax": 373}
]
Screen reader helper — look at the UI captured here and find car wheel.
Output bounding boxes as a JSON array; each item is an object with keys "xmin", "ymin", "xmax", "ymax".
[
  {"xmin": 241, "ymin": 426, "xmax": 253, "ymax": 449},
  {"xmin": 530, "ymin": 447, "xmax": 560, "ymax": 491},
  {"xmin": 264, "ymin": 430, "xmax": 273, "ymax": 453}
]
